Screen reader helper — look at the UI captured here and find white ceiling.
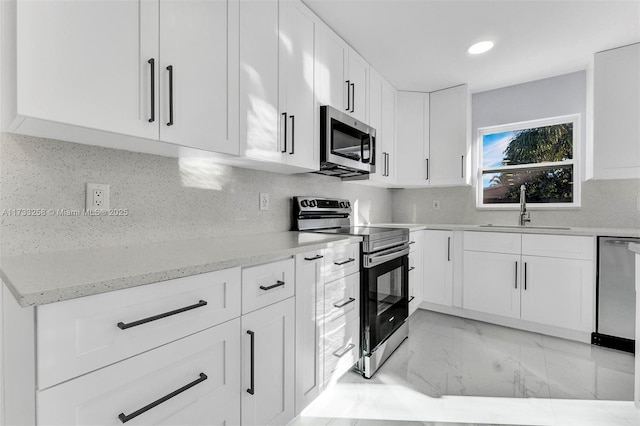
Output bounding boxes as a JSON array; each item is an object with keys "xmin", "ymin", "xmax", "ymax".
[{"xmin": 303, "ymin": 0, "xmax": 640, "ymax": 93}]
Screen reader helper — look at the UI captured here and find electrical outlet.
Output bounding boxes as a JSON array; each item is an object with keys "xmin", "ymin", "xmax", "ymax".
[
  {"xmin": 259, "ymin": 192, "xmax": 269, "ymax": 211},
  {"xmin": 433, "ymin": 200, "xmax": 441, "ymax": 210},
  {"xmin": 86, "ymin": 183, "xmax": 110, "ymax": 211}
]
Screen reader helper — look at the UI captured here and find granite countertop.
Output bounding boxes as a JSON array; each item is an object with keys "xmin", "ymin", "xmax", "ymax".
[
  {"xmin": 630, "ymin": 243, "xmax": 640, "ymax": 255},
  {"xmin": 0, "ymin": 232, "xmax": 362, "ymax": 307},
  {"xmin": 368, "ymin": 223, "xmax": 640, "ymax": 238}
]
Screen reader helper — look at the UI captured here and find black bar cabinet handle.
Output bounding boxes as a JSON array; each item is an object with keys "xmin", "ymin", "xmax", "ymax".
[
  {"xmin": 117, "ymin": 300, "xmax": 207, "ymax": 330},
  {"xmin": 166, "ymin": 65, "xmax": 174, "ymax": 126},
  {"xmin": 385, "ymin": 153, "xmax": 389, "ymax": 176},
  {"xmin": 350, "ymin": 83, "xmax": 355, "ymax": 113},
  {"xmin": 524, "ymin": 263, "xmax": 528, "ymax": 290},
  {"xmin": 425, "ymin": 158, "xmax": 429, "ymax": 180},
  {"xmin": 148, "ymin": 59, "xmax": 155, "ymax": 123},
  {"xmin": 409, "ymin": 296, "xmax": 415, "ymax": 302},
  {"xmin": 345, "ymin": 80, "xmax": 350, "ymax": 111},
  {"xmin": 289, "ymin": 115, "xmax": 295, "ymax": 154},
  {"xmin": 334, "ymin": 258, "xmax": 355, "ymax": 266},
  {"xmin": 304, "ymin": 254, "xmax": 323, "ymax": 261},
  {"xmin": 515, "ymin": 261, "xmax": 518, "ymax": 289},
  {"xmin": 386, "ymin": 153, "xmax": 390, "ymax": 177},
  {"xmin": 408, "ymin": 266, "xmax": 416, "ymax": 272},
  {"xmin": 447, "ymin": 237, "xmax": 451, "ymax": 261},
  {"xmin": 461, "ymin": 155, "xmax": 464, "ymax": 178},
  {"xmin": 409, "ymin": 241, "xmax": 416, "ymax": 245},
  {"xmin": 246, "ymin": 330, "xmax": 255, "ymax": 395},
  {"xmin": 333, "ymin": 297, "xmax": 356, "ymax": 308},
  {"xmin": 281, "ymin": 112, "xmax": 287, "ymax": 153},
  {"xmin": 118, "ymin": 373, "xmax": 207, "ymax": 423},
  {"xmin": 259, "ymin": 280, "xmax": 285, "ymax": 291}
]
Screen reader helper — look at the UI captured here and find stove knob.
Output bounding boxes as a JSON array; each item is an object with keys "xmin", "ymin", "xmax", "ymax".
[
  {"xmin": 300, "ymin": 200, "xmax": 309, "ymax": 208},
  {"xmin": 339, "ymin": 202, "xmax": 345, "ymax": 208},
  {"xmin": 346, "ymin": 201, "xmax": 351, "ymax": 208},
  {"xmin": 309, "ymin": 200, "xmax": 317, "ymax": 208}
]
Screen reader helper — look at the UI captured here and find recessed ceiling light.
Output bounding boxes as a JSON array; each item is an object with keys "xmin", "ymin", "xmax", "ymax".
[{"xmin": 468, "ymin": 41, "xmax": 494, "ymax": 55}]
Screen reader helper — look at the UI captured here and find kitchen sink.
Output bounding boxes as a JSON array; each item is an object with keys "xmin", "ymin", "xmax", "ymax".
[{"xmin": 478, "ymin": 224, "xmax": 572, "ymax": 230}]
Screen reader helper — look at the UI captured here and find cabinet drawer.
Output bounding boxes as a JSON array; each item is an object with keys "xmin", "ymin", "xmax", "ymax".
[
  {"xmin": 37, "ymin": 319, "xmax": 241, "ymax": 426},
  {"xmin": 323, "ymin": 243, "xmax": 360, "ymax": 282},
  {"xmin": 522, "ymin": 234, "xmax": 594, "ymax": 260},
  {"xmin": 323, "ymin": 316, "xmax": 360, "ymax": 387},
  {"xmin": 37, "ymin": 267, "xmax": 241, "ymax": 390},
  {"xmin": 464, "ymin": 231, "xmax": 521, "ymax": 254},
  {"xmin": 242, "ymin": 258, "xmax": 295, "ymax": 314},
  {"xmin": 409, "ymin": 231, "xmax": 423, "ymax": 253},
  {"xmin": 324, "ymin": 273, "xmax": 360, "ymax": 328}
]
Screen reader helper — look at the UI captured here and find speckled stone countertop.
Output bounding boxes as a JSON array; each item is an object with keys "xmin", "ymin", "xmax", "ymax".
[
  {"xmin": 630, "ymin": 243, "xmax": 640, "ymax": 255},
  {"xmin": 0, "ymin": 232, "xmax": 362, "ymax": 307},
  {"xmin": 368, "ymin": 223, "xmax": 640, "ymax": 238}
]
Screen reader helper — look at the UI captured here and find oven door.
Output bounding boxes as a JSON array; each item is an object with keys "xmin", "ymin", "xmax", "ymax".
[{"xmin": 361, "ymin": 254, "xmax": 409, "ymax": 354}]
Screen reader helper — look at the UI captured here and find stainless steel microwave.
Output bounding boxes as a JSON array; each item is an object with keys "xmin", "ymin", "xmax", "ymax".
[{"xmin": 316, "ymin": 105, "xmax": 376, "ymax": 179}]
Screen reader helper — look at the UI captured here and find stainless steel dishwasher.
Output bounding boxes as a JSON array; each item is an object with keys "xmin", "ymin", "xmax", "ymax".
[{"xmin": 592, "ymin": 236, "xmax": 640, "ymax": 353}]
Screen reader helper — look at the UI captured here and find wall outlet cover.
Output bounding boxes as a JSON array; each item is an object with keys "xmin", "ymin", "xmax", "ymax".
[
  {"xmin": 259, "ymin": 192, "xmax": 269, "ymax": 211},
  {"xmin": 86, "ymin": 183, "xmax": 110, "ymax": 211}
]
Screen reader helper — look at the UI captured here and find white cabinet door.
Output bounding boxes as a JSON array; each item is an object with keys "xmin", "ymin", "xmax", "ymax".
[
  {"xmin": 159, "ymin": 0, "xmax": 239, "ymax": 154},
  {"xmin": 315, "ymin": 25, "xmax": 349, "ymax": 112},
  {"xmin": 294, "ymin": 250, "xmax": 323, "ymax": 414},
  {"xmin": 521, "ymin": 256, "xmax": 593, "ymax": 332},
  {"xmin": 429, "ymin": 85, "xmax": 469, "ymax": 186},
  {"xmin": 594, "ymin": 43, "xmax": 640, "ymax": 179},
  {"xmin": 347, "ymin": 48, "xmax": 369, "ymax": 123},
  {"xmin": 279, "ymin": 0, "xmax": 318, "ymax": 171},
  {"xmin": 409, "ymin": 231, "xmax": 424, "ymax": 315},
  {"xmin": 463, "ymin": 251, "xmax": 521, "ymax": 318},
  {"xmin": 423, "ymin": 230, "xmax": 454, "ymax": 307},
  {"xmin": 38, "ymin": 319, "xmax": 241, "ymax": 426},
  {"xmin": 396, "ymin": 91, "xmax": 429, "ymax": 186},
  {"xmin": 239, "ymin": 0, "xmax": 282, "ymax": 164},
  {"xmin": 16, "ymin": 0, "xmax": 159, "ymax": 140},
  {"xmin": 242, "ymin": 298, "xmax": 295, "ymax": 426},
  {"xmin": 369, "ymin": 69, "xmax": 396, "ymax": 183}
]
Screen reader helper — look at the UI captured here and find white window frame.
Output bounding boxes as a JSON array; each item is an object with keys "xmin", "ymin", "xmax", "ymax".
[{"xmin": 476, "ymin": 114, "xmax": 581, "ymax": 210}]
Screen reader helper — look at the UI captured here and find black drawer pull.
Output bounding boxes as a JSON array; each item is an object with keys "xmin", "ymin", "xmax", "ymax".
[
  {"xmin": 332, "ymin": 343, "xmax": 355, "ymax": 358},
  {"xmin": 409, "ymin": 241, "xmax": 415, "ymax": 245},
  {"xmin": 334, "ymin": 258, "xmax": 355, "ymax": 266},
  {"xmin": 333, "ymin": 297, "xmax": 355, "ymax": 308},
  {"xmin": 304, "ymin": 254, "xmax": 323, "ymax": 261},
  {"xmin": 259, "ymin": 280, "xmax": 285, "ymax": 291},
  {"xmin": 118, "ymin": 373, "xmax": 207, "ymax": 423},
  {"xmin": 409, "ymin": 296, "xmax": 415, "ymax": 302},
  {"xmin": 117, "ymin": 300, "xmax": 207, "ymax": 330},
  {"xmin": 246, "ymin": 330, "xmax": 255, "ymax": 395},
  {"xmin": 166, "ymin": 65, "xmax": 174, "ymax": 126},
  {"xmin": 147, "ymin": 58, "xmax": 155, "ymax": 123}
]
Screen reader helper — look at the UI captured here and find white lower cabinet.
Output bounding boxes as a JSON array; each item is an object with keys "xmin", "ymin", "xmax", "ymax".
[
  {"xmin": 422, "ymin": 230, "xmax": 454, "ymax": 307},
  {"xmin": 408, "ymin": 231, "xmax": 424, "ymax": 315},
  {"xmin": 241, "ymin": 297, "xmax": 295, "ymax": 426},
  {"xmin": 37, "ymin": 318, "xmax": 241, "ymax": 425},
  {"xmin": 462, "ymin": 231, "xmax": 595, "ymax": 334}
]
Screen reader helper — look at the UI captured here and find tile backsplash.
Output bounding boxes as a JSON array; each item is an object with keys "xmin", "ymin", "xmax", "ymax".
[{"xmin": 0, "ymin": 133, "xmax": 392, "ymax": 256}]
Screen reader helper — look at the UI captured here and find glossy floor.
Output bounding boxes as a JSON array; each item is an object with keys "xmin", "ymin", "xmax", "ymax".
[{"xmin": 292, "ymin": 309, "xmax": 638, "ymax": 426}]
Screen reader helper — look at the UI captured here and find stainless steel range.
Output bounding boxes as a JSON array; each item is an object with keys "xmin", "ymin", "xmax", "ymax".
[{"xmin": 292, "ymin": 196, "xmax": 410, "ymax": 378}]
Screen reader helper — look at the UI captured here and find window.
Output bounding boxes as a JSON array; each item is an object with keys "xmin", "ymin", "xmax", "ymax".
[{"xmin": 477, "ymin": 115, "xmax": 580, "ymax": 208}]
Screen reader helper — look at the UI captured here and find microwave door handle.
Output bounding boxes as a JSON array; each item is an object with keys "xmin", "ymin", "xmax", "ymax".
[{"xmin": 361, "ymin": 135, "xmax": 371, "ymax": 164}]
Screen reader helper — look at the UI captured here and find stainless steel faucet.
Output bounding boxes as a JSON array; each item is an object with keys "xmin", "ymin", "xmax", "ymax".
[{"xmin": 519, "ymin": 184, "xmax": 531, "ymax": 226}]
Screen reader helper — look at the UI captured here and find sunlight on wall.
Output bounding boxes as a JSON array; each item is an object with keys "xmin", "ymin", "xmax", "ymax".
[
  {"xmin": 304, "ymin": 52, "xmax": 314, "ymax": 92},
  {"xmin": 353, "ymin": 199, "xmax": 371, "ymax": 225},
  {"xmin": 178, "ymin": 155, "xmax": 231, "ymax": 191}
]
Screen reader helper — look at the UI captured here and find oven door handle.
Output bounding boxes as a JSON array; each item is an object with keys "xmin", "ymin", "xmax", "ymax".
[{"xmin": 365, "ymin": 245, "xmax": 410, "ymax": 268}]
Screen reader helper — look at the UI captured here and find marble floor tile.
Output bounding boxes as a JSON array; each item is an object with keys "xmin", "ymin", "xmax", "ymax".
[{"xmin": 289, "ymin": 309, "xmax": 637, "ymax": 426}]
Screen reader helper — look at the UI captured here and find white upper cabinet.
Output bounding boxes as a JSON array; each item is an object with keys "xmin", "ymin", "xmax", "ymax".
[
  {"xmin": 158, "ymin": 0, "xmax": 239, "ymax": 154},
  {"xmin": 279, "ymin": 0, "xmax": 318, "ymax": 170},
  {"xmin": 395, "ymin": 91, "xmax": 430, "ymax": 186},
  {"xmin": 16, "ymin": 0, "xmax": 160, "ymax": 140},
  {"xmin": 238, "ymin": 0, "xmax": 318, "ymax": 172},
  {"xmin": 429, "ymin": 84, "xmax": 470, "ymax": 186},
  {"xmin": 315, "ymin": 25, "xmax": 369, "ymax": 123},
  {"xmin": 368, "ymin": 69, "xmax": 396, "ymax": 183},
  {"xmin": 347, "ymin": 48, "xmax": 369, "ymax": 123},
  {"xmin": 593, "ymin": 43, "xmax": 640, "ymax": 179},
  {"xmin": 15, "ymin": 0, "xmax": 239, "ymax": 155}
]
